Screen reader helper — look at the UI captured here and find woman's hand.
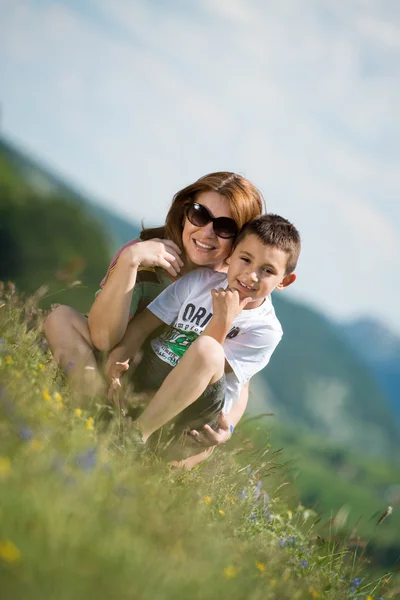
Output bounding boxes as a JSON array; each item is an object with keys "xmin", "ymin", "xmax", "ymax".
[
  {"xmin": 187, "ymin": 412, "xmax": 233, "ymax": 448},
  {"xmin": 123, "ymin": 239, "xmax": 184, "ymax": 278}
]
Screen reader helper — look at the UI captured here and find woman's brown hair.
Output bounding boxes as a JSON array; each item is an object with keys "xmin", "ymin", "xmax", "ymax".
[{"xmin": 140, "ymin": 172, "xmax": 265, "ymax": 250}]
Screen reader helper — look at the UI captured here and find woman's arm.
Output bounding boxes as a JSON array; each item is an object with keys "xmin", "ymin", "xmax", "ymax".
[{"xmin": 88, "ymin": 239, "xmax": 183, "ymax": 351}]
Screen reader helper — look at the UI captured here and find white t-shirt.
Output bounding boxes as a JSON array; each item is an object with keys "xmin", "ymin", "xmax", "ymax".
[{"xmin": 147, "ymin": 268, "xmax": 283, "ymax": 413}]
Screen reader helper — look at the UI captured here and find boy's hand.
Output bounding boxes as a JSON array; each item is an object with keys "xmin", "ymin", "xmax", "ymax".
[
  {"xmin": 188, "ymin": 412, "xmax": 233, "ymax": 448},
  {"xmin": 211, "ymin": 287, "xmax": 252, "ymax": 327}
]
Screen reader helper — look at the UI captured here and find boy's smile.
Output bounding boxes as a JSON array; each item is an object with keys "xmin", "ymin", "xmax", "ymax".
[{"xmin": 227, "ymin": 234, "xmax": 295, "ymax": 309}]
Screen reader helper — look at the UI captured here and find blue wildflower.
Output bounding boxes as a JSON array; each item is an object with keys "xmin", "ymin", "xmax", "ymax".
[
  {"xmin": 301, "ymin": 560, "xmax": 308, "ymax": 568},
  {"xmin": 76, "ymin": 448, "xmax": 97, "ymax": 472},
  {"xmin": 279, "ymin": 538, "xmax": 286, "ymax": 547},
  {"xmin": 249, "ymin": 511, "xmax": 258, "ymax": 523},
  {"xmin": 241, "ymin": 488, "xmax": 248, "ymax": 499},
  {"xmin": 350, "ymin": 578, "xmax": 362, "ymax": 588},
  {"xmin": 18, "ymin": 426, "xmax": 33, "ymax": 441}
]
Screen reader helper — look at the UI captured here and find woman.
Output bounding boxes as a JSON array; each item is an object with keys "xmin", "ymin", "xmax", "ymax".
[{"xmin": 44, "ymin": 172, "xmax": 264, "ymax": 451}]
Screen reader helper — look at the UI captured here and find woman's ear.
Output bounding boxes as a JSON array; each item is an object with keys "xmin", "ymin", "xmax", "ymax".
[{"xmin": 276, "ymin": 273, "xmax": 296, "ymax": 291}]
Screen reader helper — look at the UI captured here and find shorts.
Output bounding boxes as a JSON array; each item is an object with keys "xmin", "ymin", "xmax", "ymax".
[{"xmin": 132, "ymin": 341, "xmax": 226, "ymax": 433}]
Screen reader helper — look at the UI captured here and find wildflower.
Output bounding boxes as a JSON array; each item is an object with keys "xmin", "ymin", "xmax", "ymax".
[
  {"xmin": 218, "ymin": 509, "xmax": 225, "ymax": 516},
  {"xmin": 287, "ymin": 509, "xmax": 293, "ymax": 519},
  {"xmin": 254, "ymin": 480, "xmax": 262, "ymax": 500},
  {"xmin": 223, "ymin": 565, "xmax": 238, "ymax": 579},
  {"xmin": 53, "ymin": 392, "xmax": 63, "ymax": 403},
  {"xmin": 5, "ymin": 355, "xmax": 13, "ymax": 365},
  {"xmin": 0, "ymin": 539, "xmax": 21, "ymax": 563},
  {"xmin": 241, "ymin": 488, "xmax": 248, "ymax": 499},
  {"xmin": 86, "ymin": 417, "xmax": 94, "ymax": 431},
  {"xmin": 350, "ymin": 577, "xmax": 362, "ymax": 588},
  {"xmin": 255, "ymin": 561, "xmax": 265, "ymax": 572},
  {"xmin": 76, "ymin": 448, "xmax": 97, "ymax": 472},
  {"xmin": 308, "ymin": 588, "xmax": 320, "ymax": 598},
  {"xmin": 226, "ymin": 497, "xmax": 235, "ymax": 505},
  {"xmin": 249, "ymin": 511, "xmax": 258, "ymax": 523},
  {"xmin": 75, "ymin": 408, "xmax": 82, "ymax": 417},
  {"xmin": 301, "ymin": 560, "xmax": 308, "ymax": 568},
  {"xmin": 18, "ymin": 426, "xmax": 33, "ymax": 441},
  {"xmin": 366, "ymin": 596, "xmax": 373, "ymax": 600},
  {"xmin": 38, "ymin": 364, "xmax": 45, "ymax": 371},
  {"xmin": 30, "ymin": 440, "xmax": 44, "ymax": 452},
  {"xmin": 42, "ymin": 388, "xmax": 51, "ymax": 402},
  {"xmin": 279, "ymin": 538, "xmax": 286, "ymax": 547},
  {"xmin": 203, "ymin": 496, "xmax": 212, "ymax": 504},
  {"xmin": 0, "ymin": 456, "xmax": 11, "ymax": 479}
]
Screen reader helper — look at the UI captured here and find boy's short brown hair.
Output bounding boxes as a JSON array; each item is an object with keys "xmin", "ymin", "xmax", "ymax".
[{"xmin": 233, "ymin": 214, "xmax": 301, "ymax": 274}]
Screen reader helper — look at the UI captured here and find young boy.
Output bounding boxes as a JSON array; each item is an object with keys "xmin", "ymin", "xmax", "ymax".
[{"xmin": 106, "ymin": 214, "xmax": 300, "ymax": 459}]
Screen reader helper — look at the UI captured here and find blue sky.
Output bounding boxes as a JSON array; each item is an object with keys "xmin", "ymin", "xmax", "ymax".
[{"xmin": 1, "ymin": 0, "xmax": 399, "ymax": 332}]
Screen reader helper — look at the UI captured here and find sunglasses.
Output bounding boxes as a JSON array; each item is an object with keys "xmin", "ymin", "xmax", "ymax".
[{"xmin": 185, "ymin": 202, "xmax": 238, "ymax": 239}]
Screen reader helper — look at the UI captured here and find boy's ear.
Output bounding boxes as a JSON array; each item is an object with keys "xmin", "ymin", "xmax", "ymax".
[{"xmin": 276, "ymin": 273, "xmax": 296, "ymax": 291}]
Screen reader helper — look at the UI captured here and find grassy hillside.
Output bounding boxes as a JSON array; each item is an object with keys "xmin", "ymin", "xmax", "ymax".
[{"xmin": 0, "ymin": 290, "xmax": 397, "ymax": 599}]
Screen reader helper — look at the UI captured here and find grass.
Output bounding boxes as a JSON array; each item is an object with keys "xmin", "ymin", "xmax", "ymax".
[{"xmin": 0, "ymin": 283, "xmax": 397, "ymax": 599}]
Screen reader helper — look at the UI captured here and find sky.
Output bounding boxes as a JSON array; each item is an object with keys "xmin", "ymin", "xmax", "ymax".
[{"xmin": 1, "ymin": 0, "xmax": 399, "ymax": 333}]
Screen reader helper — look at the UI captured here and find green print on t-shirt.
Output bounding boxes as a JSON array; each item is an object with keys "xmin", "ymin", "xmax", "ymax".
[{"xmin": 160, "ymin": 326, "xmax": 200, "ymax": 360}]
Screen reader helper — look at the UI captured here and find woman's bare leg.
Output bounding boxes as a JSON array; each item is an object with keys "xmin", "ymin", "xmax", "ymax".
[
  {"xmin": 136, "ymin": 336, "xmax": 225, "ymax": 442},
  {"xmin": 43, "ymin": 305, "xmax": 105, "ymax": 396}
]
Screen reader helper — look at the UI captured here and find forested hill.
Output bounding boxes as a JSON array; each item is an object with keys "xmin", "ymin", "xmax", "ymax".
[
  {"xmin": 0, "ymin": 134, "xmax": 140, "ymax": 253},
  {"xmin": 0, "ymin": 134, "xmax": 399, "ymax": 458}
]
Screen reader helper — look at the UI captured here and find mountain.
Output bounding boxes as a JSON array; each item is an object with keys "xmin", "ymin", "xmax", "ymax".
[
  {"xmin": 0, "ymin": 134, "xmax": 140, "ymax": 251},
  {"xmin": 251, "ymin": 296, "xmax": 400, "ymax": 458},
  {"xmin": 342, "ymin": 319, "xmax": 400, "ymax": 419}
]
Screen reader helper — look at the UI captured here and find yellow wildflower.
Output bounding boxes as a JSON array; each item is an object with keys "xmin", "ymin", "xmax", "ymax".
[
  {"xmin": 0, "ymin": 457, "xmax": 11, "ymax": 479},
  {"xmin": 5, "ymin": 355, "xmax": 13, "ymax": 365},
  {"xmin": 287, "ymin": 509, "xmax": 293, "ymax": 519},
  {"xmin": 42, "ymin": 388, "xmax": 51, "ymax": 402},
  {"xmin": 223, "ymin": 565, "xmax": 238, "ymax": 579},
  {"xmin": 75, "ymin": 408, "xmax": 82, "ymax": 417},
  {"xmin": 86, "ymin": 417, "xmax": 94, "ymax": 431},
  {"xmin": 366, "ymin": 597, "xmax": 373, "ymax": 600},
  {"xmin": 218, "ymin": 509, "xmax": 225, "ymax": 516},
  {"xmin": 308, "ymin": 588, "xmax": 320, "ymax": 599},
  {"xmin": 29, "ymin": 440, "xmax": 44, "ymax": 452},
  {"xmin": 256, "ymin": 561, "xmax": 265, "ymax": 572},
  {"xmin": 38, "ymin": 364, "xmax": 45, "ymax": 371},
  {"xmin": 226, "ymin": 497, "xmax": 235, "ymax": 505},
  {"xmin": 53, "ymin": 392, "xmax": 63, "ymax": 403},
  {"xmin": 203, "ymin": 496, "xmax": 212, "ymax": 504},
  {"xmin": 0, "ymin": 540, "xmax": 22, "ymax": 563}
]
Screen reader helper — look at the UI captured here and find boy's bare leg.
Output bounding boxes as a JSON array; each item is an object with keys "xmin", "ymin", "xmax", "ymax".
[
  {"xmin": 136, "ymin": 336, "xmax": 225, "ymax": 442},
  {"xmin": 43, "ymin": 305, "xmax": 106, "ymax": 397}
]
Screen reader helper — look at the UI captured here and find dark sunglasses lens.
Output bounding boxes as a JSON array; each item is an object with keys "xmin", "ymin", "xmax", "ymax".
[
  {"xmin": 213, "ymin": 218, "xmax": 237, "ymax": 239},
  {"xmin": 187, "ymin": 203, "xmax": 210, "ymax": 226}
]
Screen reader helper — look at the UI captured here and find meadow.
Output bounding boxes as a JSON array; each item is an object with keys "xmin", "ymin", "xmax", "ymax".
[{"xmin": 0, "ymin": 283, "xmax": 397, "ymax": 600}]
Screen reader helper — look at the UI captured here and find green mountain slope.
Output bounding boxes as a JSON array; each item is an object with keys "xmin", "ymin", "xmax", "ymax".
[
  {"xmin": 252, "ymin": 295, "xmax": 400, "ymax": 457},
  {"xmin": 0, "ymin": 134, "xmax": 140, "ymax": 251}
]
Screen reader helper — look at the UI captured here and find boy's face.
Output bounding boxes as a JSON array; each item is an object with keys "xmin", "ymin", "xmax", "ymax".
[{"xmin": 227, "ymin": 234, "xmax": 296, "ymax": 309}]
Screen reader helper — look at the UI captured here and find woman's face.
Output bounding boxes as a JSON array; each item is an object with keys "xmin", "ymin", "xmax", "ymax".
[{"xmin": 182, "ymin": 190, "xmax": 235, "ymax": 271}]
